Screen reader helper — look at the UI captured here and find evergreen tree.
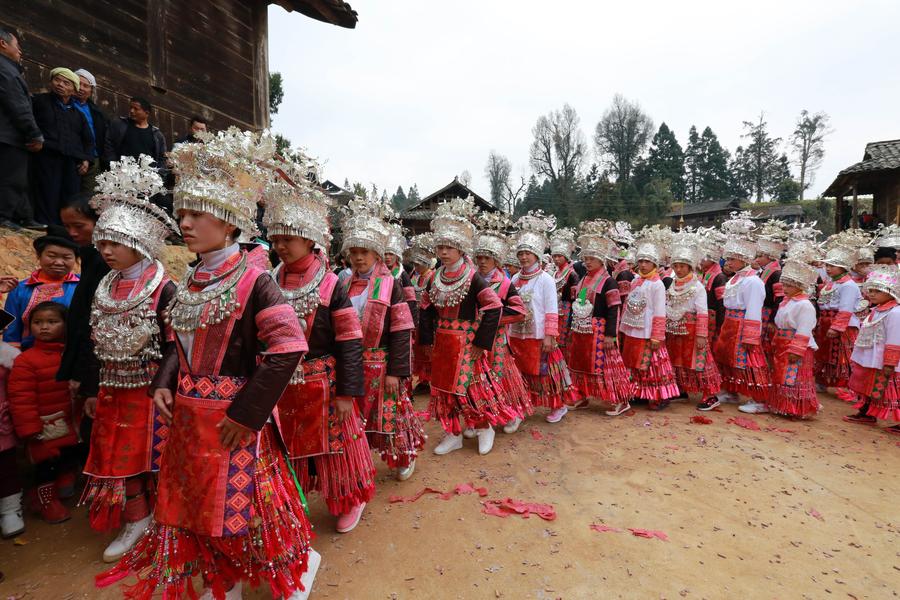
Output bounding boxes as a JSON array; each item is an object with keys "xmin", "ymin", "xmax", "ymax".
[
  {"xmin": 343, "ymin": 177, "xmax": 351, "ymax": 191},
  {"xmin": 390, "ymin": 185, "xmax": 408, "ymax": 212},
  {"xmin": 683, "ymin": 126, "xmax": 701, "ymax": 203},
  {"xmin": 769, "ymin": 154, "xmax": 796, "ymax": 203},
  {"xmin": 741, "ymin": 113, "xmax": 782, "ymax": 202},
  {"xmin": 635, "ymin": 123, "xmax": 685, "ymax": 200},
  {"xmin": 728, "ymin": 146, "xmax": 752, "ymax": 200},
  {"xmin": 407, "ymin": 184, "xmax": 421, "ymax": 208},
  {"xmin": 640, "ymin": 178, "xmax": 675, "ymax": 227},
  {"xmin": 699, "ymin": 127, "xmax": 731, "ymax": 201}
]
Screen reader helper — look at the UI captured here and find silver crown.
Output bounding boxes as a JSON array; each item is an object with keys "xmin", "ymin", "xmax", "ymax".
[
  {"xmin": 721, "ymin": 211, "xmax": 757, "ymax": 262},
  {"xmin": 474, "ymin": 211, "xmax": 511, "ymax": 262},
  {"xmin": 341, "ymin": 194, "xmax": 394, "ymax": 257},
  {"xmin": 576, "ymin": 220, "xmax": 616, "ymax": 261},
  {"xmin": 513, "ymin": 210, "xmax": 555, "ymax": 258},
  {"xmin": 431, "ymin": 196, "xmax": 478, "ymax": 255},
  {"xmin": 263, "ymin": 157, "xmax": 333, "ymax": 249},
  {"xmin": 407, "ymin": 232, "xmax": 436, "ymax": 266},
  {"xmin": 385, "ymin": 221, "xmax": 408, "ymax": 258},
  {"xmin": 549, "ymin": 227, "xmax": 577, "ymax": 258}
]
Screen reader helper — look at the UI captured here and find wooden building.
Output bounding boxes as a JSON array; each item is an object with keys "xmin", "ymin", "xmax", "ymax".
[
  {"xmin": 6, "ymin": 0, "xmax": 357, "ymax": 144},
  {"xmin": 666, "ymin": 199, "xmax": 741, "ymax": 229},
  {"xmin": 824, "ymin": 139, "xmax": 900, "ymax": 232},
  {"xmin": 401, "ymin": 176, "xmax": 497, "ymax": 236}
]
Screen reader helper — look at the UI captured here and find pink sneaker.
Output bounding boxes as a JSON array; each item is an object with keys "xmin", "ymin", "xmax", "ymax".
[
  {"xmin": 545, "ymin": 406, "xmax": 568, "ymax": 423},
  {"xmin": 835, "ymin": 388, "xmax": 856, "ymax": 403},
  {"xmin": 336, "ymin": 502, "xmax": 366, "ymax": 533}
]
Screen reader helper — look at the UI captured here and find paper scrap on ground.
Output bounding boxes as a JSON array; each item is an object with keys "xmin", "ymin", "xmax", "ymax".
[
  {"xmin": 589, "ymin": 524, "xmax": 623, "ymax": 533},
  {"xmin": 481, "ymin": 498, "xmax": 557, "ymax": 521},
  {"xmin": 628, "ymin": 528, "xmax": 669, "ymax": 541},
  {"xmin": 389, "ymin": 483, "xmax": 487, "ymax": 504},
  {"xmin": 727, "ymin": 416, "xmax": 761, "ymax": 431},
  {"xmin": 690, "ymin": 415, "xmax": 713, "ymax": 424}
]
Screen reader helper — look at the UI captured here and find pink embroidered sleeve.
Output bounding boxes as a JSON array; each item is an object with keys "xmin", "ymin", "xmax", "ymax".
[
  {"xmin": 605, "ymin": 288, "xmax": 622, "ymax": 307},
  {"xmin": 884, "ymin": 344, "xmax": 900, "ymax": 368},
  {"xmin": 742, "ymin": 319, "xmax": 762, "ymax": 346},
  {"xmin": 617, "ymin": 280, "xmax": 631, "ymax": 295},
  {"xmin": 500, "ymin": 295, "xmax": 526, "ymax": 325},
  {"xmin": 695, "ymin": 312, "xmax": 709, "ymax": 336},
  {"xmin": 332, "ymin": 307, "xmax": 363, "ymax": 342},
  {"xmin": 389, "ymin": 302, "xmax": 415, "ymax": 332},
  {"xmin": 714, "ymin": 285, "xmax": 725, "ymax": 301},
  {"xmin": 256, "ymin": 304, "xmax": 308, "ymax": 354},
  {"xmin": 544, "ymin": 313, "xmax": 559, "ymax": 337},
  {"xmin": 788, "ymin": 333, "xmax": 809, "ymax": 356},
  {"xmin": 772, "ymin": 282, "xmax": 784, "ymax": 298},
  {"xmin": 403, "ymin": 286, "xmax": 416, "ymax": 303},
  {"xmin": 476, "ymin": 286, "xmax": 503, "ymax": 311},
  {"xmin": 831, "ymin": 310, "xmax": 851, "ymax": 333},
  {"xmin": 651, "ymin": 316, "xmax": 666, "ymax": 342}
]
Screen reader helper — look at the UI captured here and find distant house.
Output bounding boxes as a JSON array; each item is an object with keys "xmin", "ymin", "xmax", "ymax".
[
  {"xmin": 401, "ymin": 176, "xmax": 497, "ymax": 235},
  {"xmin": 666, "ymin": 199, "xmax": 741, "ymax": 229},
  {"xmin": 824, "ymin": 139, "xmax": 900, "ymax": 231},
  {"xmin": 749, "ymin": 204, "xmax": 804, "ymax": 224},
  {"xmin": 320, "ymin": 179, "xmax": 354, "ymax": 206},
  {"xmin": 9, "ymin": 1, "xmax": 357, "ymax": 144}
]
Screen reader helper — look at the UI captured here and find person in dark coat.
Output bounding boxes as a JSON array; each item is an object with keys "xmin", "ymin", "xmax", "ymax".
[
  {"xmin": 72, "ymin": 68, "xmax": 108, "ymax": 191},
  {"xmin": 103, "ymin": 96, "xmax": 167, "ymax": 167},
  {"xmin": 0, "ymin": 26, "xmax": 45, "ymax": 231},
  {"xmin": 31, "ymin": 68, "xmax": 94, "ymax": 226},
  {"xmin": 173, "ymin": 115, "xmax": 207, "ymax": 145}
]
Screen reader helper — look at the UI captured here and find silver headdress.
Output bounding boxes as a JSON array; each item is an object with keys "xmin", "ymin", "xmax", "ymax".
[
  {"xmin": 474, "ymin": 211, "xmax": 511, "ymax": 262},
  {"xmin": 513, "ymin": 210, "xmax": 555, "ymax": 258},
  {"xmin": 430, "ymin": 195, "xmax": 478, "ymax": 255},
  {"xmin": 696, "ymin": 226, "xmax": 726, "ymax": 263},
  {"xmin": 170, "ymin": 127, "xmax": 275, "ymax": 236},
  {"xmin": 863, "ymin": 264, "xmax": 900, "ymax": 301},
  {"xmin": 781, "ymin": 239, "xmax": 820, "ymax": 295},
  {"xmin": 608, "ymin": 220, "xmax": 635, "ymax": 248},
  {"xmin": 91, "ymin": 154, "xmax": 180, "ymax": 260},
  {"xmin": 576, "ymin": 220, "xmax": 616, "ymax": 261},
  {"xmin": 670, "ymin": 228, "xmax": 703, "ymax": 269},
  {"xmin": 407, "ymin": 232, "xmax": 436, "ymax": 267},
  {"xmin": 634, "ymin": 224, "xmax": 673, "ymax": 266},
  {"xmin": 874, "ymin": 224, "xmax": 900, "ymax": 249},
  {"xmin": 721, "ymin": 211, "xmax": 758, "ymax": 262},
  {"xmin": 262, "ymin": 155, "xmax": 333, "ymax": 250},
  {"xmin": 549, "ymin": 227, "xmax": 577, "ymax": 258},
  {"xmin": 341, "ymin": 194, "xmax": 394, "ymax": 257},
  {"xmin": 385, "ymin": 221, "xmax": 408, "ymax": 259},
  {"xmin": 756, "ymin": 219, "xmax": 790, "ymax": 257},
  {"xmin": 823, "ymin": 227, "xmax": 867, "ymax": 271}
]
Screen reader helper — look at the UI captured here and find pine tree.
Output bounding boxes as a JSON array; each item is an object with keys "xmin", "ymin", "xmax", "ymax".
[
  {"xmin": 699, "ymin": 127, "xmax": 731, "ymax": 201},
  {"xmin": 391, "ymin": 186, "xmax": 408, "ymax": 212},
  {"xmin": 406, "ymin": 184, "xmax": 421, "ymax": 208},
  {"xmin": 683, "ymin": 126, "xmax": 701, "ymax": 203},
  {"xmin": 741, "ymin": 113, "xmax": 782, "ymax": 202},
  {"xmin": 728, "ymin": 146, "xmax": 752, "ymax": 200},
  {"xmin": 635, "ymin": 123, "xmax": 685, "ymax": 200},
  {"xmin": 343, "ymin": 177, "xmax": 351, "ymax": 191}
]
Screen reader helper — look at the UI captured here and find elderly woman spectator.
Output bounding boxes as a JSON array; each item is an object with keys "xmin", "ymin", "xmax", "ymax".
[
  {"xmin": 2, "ymin": 226, "xmax": 80, "ymax": 349},
  {"xmin": 31, "ymin": 68, "xmax": 93, "ymax": 225},
  {"xmin": 72, "ymin": 68, "xmax": 108, "ymax": 191}
]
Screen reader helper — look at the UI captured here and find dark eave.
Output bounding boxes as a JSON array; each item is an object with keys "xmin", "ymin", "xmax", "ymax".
[{"xmin": 271, "ymin": 0, "xmax": 358, "ymax": 28}]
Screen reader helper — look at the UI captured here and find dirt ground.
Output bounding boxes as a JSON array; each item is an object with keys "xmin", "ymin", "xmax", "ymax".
[{"xmin": 0, "ymin": 390, "xmax": 898, "ymax": 600}]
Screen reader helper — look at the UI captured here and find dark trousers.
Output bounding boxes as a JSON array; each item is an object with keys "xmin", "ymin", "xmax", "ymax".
[
  {"xmin": 31, "ymin": 149, "xmax": 81, "ymax": 225},
  {"xmin": 0, "ymin": 143, "xmax": 33, "ymax": 222},
  {"xmin": 0, "ymin": 447, "xmax": 21, "ymax": 497},
  {"xmin": 34, "ymin": 445, "xmax": 79, "ymax": 485}
]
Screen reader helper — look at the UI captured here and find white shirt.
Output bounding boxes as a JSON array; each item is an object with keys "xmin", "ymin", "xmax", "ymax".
[
  {"xmin": 723, "ymin": 267, "xmax": 765, "ymax": 322},
  {"xmin": 851, "ymin": 304, "xmax": 900, "ymax": 369},
  {"xmin": 773, "ymin": 297, "xmax": 818, "ymax": 350},
  {"xmin": 818, "ymin": 277, "xmax": 861, "ymax": 328},
  {"xmin": 620, "ymin": 276, "xmax": 665, "ymax": 339},
  {"xmin": 510, "ymin": 267, "xmax": 557, "ymax": 340}
]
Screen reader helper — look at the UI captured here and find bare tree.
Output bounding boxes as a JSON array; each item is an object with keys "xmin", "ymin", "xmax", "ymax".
[
  {"xmin": 459, "ymin": 170, "xmax": 472, "ymax": 187},
  {"xmin": 502, "ymin": 174, "xmax": 527, "ymax": 215},
  {"xmin": 529, "ymin": 103, "xmax": 587, "ymax": 213},
  {"xmin": 791, "ymin": 110, "xmax": 831, "ymax": 200},
  {"xmin": 593, "ymin": 94, "xmax": 654, "ymax": 182},
  {"xmin": 484, "ymin": 151, "xmax": 512, "ymax": 208}
]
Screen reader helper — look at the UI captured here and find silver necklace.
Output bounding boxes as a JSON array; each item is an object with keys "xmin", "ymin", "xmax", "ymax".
[
  {"xmin": 272, "ymin": 257, "xmax": 326, "ymax": 322},
  {"xmin": 91, "ymin": 261, "xmax": 166, "ymax": 388},
  {"xmin": 165, "ymin": 253, "xmax": 248, "ymax": 332},
  {"xmin": 431, "ymin": 263, "xmax": 474, "ymax": 308}
]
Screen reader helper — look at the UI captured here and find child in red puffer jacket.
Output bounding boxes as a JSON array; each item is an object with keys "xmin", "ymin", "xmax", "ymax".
[{"xmin": 7, "ymin": 302, "xmax": 78, "ymax": 524}]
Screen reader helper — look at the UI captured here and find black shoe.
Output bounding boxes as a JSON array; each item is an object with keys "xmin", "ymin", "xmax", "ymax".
[
  {"xmin": 697, "ymin": 397, "xmax": 721, "ymax": 411},
  {"xmin": 19, "ymin": 219, "xmax": 47, "ymax": 231},
  {"xmin": 676, "ymin": 390, "xmax": 689, "ymax": 399},
  {"xmin": 0, "ymin": 219, "xmax": 23, "ymax": 231},
  {"xmin": 649, "ymin": 400, "xmax": 671, "ymax": 411}
]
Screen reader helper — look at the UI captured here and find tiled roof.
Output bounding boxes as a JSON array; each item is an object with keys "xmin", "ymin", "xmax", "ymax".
[
  {"xmin": 666, "ymin": 199, "xmax": 740, "ymax": 218},
  {"xmin": 841, "ymin": 139, "xmax": 900, "ymax": 175}
]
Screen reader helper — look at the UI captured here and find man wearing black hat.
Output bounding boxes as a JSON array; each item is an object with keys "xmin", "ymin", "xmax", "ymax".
[{"xmin": 1, "ymin": 225, "xmax": 80, "ymax": 349}]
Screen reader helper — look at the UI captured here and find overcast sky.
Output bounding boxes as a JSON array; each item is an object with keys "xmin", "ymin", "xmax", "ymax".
[{"xmin": 268, "ymin": 0, "xmax": 900, "ymax": 203}]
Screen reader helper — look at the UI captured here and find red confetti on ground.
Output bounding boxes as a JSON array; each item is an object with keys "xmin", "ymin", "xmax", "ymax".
[
  {"xmin": 628, "ymin": 528, "xmax": 669, "ymax": 541},
  {"xmin": 623, "ymin": 409, "xmax": 637, "ymax": 417},
  {"xmin": 690, "ymin": 415, "xmax": 713, "ymax": 424},
  {"xmin": 664, "ymin": 445, "xmax": 679, "ymax": 451},
  {"xmin": 414, "ymin": 410, "xmax": 431, "ymax": 421},
  {"xmin": 727, "ymin": 416, "xmax": 761, "ymax": 431},
  {"xmin": 530, "ymin": 428, "xmax": 544, "ymax": 440},
  {"xmin": 589, "ymin": 523, "xmax": 623, "ymax": 533},
  {"xmin": 765, "ymin": 426, "xmax": 797, "ymax": 434},
  {"xmin": 807, "ymin": 507, "xmax": 825, "ymax": 521},
  {"xmin": 481, "ymin": 498, "xmax": 557, "ymax": 521},
  {"xmin": 389, "ymin": 483, "xmax": 487, "ymax": 503}
]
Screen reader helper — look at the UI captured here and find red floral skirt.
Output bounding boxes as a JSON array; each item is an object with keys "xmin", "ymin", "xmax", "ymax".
[
  {"xmin": 813, "ymin": 311, "xmax": 857, "ymax": 388},
  {"xmin": 769, "ymin": 335, "xmax": 819, "ymax": 418},
  {"xmin": 566, "ymin": 317, "xmax": 634, "ymax": 405},
  {"xmin": 714, "ymin": 310, "xmax": 772, "ymax": 402},
  {"xmin": 621, "ymin": 334, "xmax": 680, "ymax": 404},
  {"xmin": 508, "ymin": 337, "xmax": 577, "ymax": 410},
  {"xmin": 849, "ymin": 362, "xmax": 900, "ymax": 422}
]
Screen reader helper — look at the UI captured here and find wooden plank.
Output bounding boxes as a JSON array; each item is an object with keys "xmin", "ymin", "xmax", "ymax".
[
  {"xmin": 251, "ymin": 1, "xmax": 270, "ymax": 130},
  {"xmin": 148, "ymin": 0, "xmax": 170, "ymax": 90}
]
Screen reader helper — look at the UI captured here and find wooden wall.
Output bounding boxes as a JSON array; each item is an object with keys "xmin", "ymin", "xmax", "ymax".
[{"xmin": 6, "ymin": 0, "xmax": 269, "ymax": 146}]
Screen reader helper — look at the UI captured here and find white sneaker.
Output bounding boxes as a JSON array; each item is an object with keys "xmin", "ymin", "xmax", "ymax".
[
  {"xmin": 103, "ymin": 514, "xmax": 152, "ymax": 563},
  {"xmin": 545, "ymin": 406, "xmax": 568, "ymax": 423},
  {"xmin": 433, "ymin": 434, "xmax": 463, "ymax": 455},
  {"xmin": 286, "ymin": 549, "xmax": 322, "ymax": 600},
  {"xmin": 396, "ymin": 459, "xmax": 416, "ymax": 481},
  {"xmin": 0, "ymin": 492, "xmax": 25, "ymax": 539},
  {"xmin": 605, "ymin": 402, "xmax": 631, "ymax": 417},
  {"xmin": 476, "ymin": 427, "xmax": 495, "ymax": 455},
  {"xmin": 462, "ymin": 427, "xmax": 477, "ymax": 439},
  {"xmin": 200, "ymin": 581, "xmax": 243, "ymax": 600},
  {"xmin": 738, "ymin": 402, "xmax": 769, "ymax": 414},
  {"xmin": 502, "ymin": 417, "xmax": 523, "ymax": 434}
]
